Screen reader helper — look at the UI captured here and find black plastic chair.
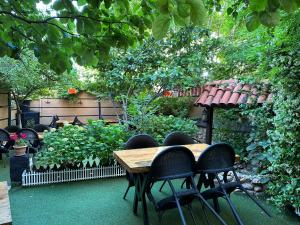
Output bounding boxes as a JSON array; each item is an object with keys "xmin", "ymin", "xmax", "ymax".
[
  {"xmin": 33, "ymin": 124, "xmax": 50, "ymax": 132},
  {"xmin": 163, "ymin": 131, "xmax": 196, "ymax": 146},
  {"xmin": 4, "ymin": 125, "xmax": 20, "ymax": 133},
  {"xmin": 159, "ymin": 132, "xmax": 197, "ymax": 192},
  {"xmin": 196, "ymin": 143, "xmax": 271, "ymax": 225},
  {"xmin": 123, "ymin": 134, "xmax": 158, "ymax": 200},
  {"xmin": 72, "ymin": 116, "xmax": 84, "ymax": 126},
  {"xmin": 0, "ymin": 128, "xmax": 13, "ymax": 167},
  {"xmin": 17, "ymin": 128, "xmax": 41, "ymax": 154},
  {"xmin": 49, "ymin": 115, "xmax": 59, "ymax": 129},
  {"xmin": 146, "ymin": 146, "xmax": 227, "ymax": 225}
]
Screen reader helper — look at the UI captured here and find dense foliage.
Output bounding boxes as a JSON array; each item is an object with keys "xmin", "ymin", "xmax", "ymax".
[
  {"xmin": 35, "ymin": 115, "xmax": 198, "ymax": 168},
  {"xmin": 213, "ymin": 108, "xmax": 250, "ymax": 156},
  {"xmin": 209, "ymin": 8, "xmax": 300, "ymax": 209},
  {"xmin": 130, "ymin": 115, "xmax": 199, "ymax": 144},
  {"xmin": 1, "ymin": 1, "xmax": 299, "ymax": 74},
  {"xmin": 35, "ymin": 121, "xmax": 129, "ymax": 169},
  {"xmin": 153, "ymin": 96, "xmax": 194, "ymax": 118}
]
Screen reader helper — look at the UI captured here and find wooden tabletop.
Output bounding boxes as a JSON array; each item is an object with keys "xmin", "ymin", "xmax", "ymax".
[
  {"xmin": 113, "ymin": 144, "xmax": 209, "ymax": 173},
  {"xmin": 0, "ymin": 181, "xmax": 12, "ymax": 225}
]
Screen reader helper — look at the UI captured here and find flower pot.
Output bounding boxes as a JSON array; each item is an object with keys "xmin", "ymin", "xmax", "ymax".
[{"xmin": 13, "ymin": 145, "xmax": 27, "ymax": 156}]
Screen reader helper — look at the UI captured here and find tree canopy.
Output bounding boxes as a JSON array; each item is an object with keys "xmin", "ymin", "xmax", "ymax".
[{"xmin": 1, "ymin": 0, "xmax": 299, "ymax": 74}]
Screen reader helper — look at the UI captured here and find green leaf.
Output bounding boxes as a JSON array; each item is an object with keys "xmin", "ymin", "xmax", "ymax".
[
  {"xmin": 88, "ymin": 156, "xmax": 94, "ymax": 166},
  {"xmin": 173, "ymin": 13, "xmax": 188, "ymax": 26},
  {"xmin": 94, "ymin": 157, "xmax": 100, "ymax": 166},
  {"xmin": 186, "ymin": 0, "xmax": 207, "ymax": 26},
  {"xmin": 42, "ymin": 0, "xmax": 52, "ymax": 4},
  {"xmin": 52, "ymin": 0, "xmax": 65, "ymax": 10},
  {"xmin": 279, "ymin": 0, "xmax": 299, "ymax": 12},
  {"xmin": 82, "ymin": 158, "xmax": 88, "ymax": 167},
  {"xmin": 78, "ymin": 0, "xmax": 87, "ymax": 6},
  {"xmin": 76, "ymin": 19, "xmax": 85, "ymax": 34},
  {"xmin": 249, "ymin": 0, "xmax": 268, "ymax": 12},
  {"xmin": 157, "ymin": 0, "xmax": 169, "ymax": 14},
  {"xmin": 259, "ymin": 11, "xmax": 280, "ymax": 27},
  {"xmin": 246, "ymin": 143, "xmax": 257, "ymax": 151},
  {"xmin": 104, "ymin": 0, "xmax": 112, "ymax": 8},
  {"xmin": 246, "ymin": 12, "xmax": 261, "ymax": 32},
  {"xmin": 87, "ymin": 0, "xmax": 101, "ymax": 8},
  {"xmin": 152, "ymin": 15, "xmax": 171, "ymax": 39},
  {"xmin": 177, "ymin": 3, "xmax": 190, "ymax": 18}
]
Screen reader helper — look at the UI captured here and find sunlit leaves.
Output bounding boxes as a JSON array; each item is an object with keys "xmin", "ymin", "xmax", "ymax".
[
  {"xmin": 259, "ymin": 11, "xmax": 280, "ymax": 27},
  {"xmin": 152, "ymin": 15, "xmax": 171, "ymax": 39},
  {"xmin": 246, "ymin": 12, "xmax": 261, "ymax": 31},
  {"xmin": 187, "ymin": 0, "xmax": 207, "ymax": 26},
  {"xmin": 152, "ymin": 0, "xmax": 207, "ymax": 39},
  {"xmin": 249, "ymin": 0, "xmax": 268, "ymax": 12}
]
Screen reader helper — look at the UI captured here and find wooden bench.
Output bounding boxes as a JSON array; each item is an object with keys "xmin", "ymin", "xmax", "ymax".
[{"xmin": 0, "ymin": 181, "xmax": 12, "ymax": 225}]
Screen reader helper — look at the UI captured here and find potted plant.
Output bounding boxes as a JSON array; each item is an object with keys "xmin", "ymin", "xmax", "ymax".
[{"xmin": 10, "ymin": 133, "xmax": 28, "ymax": 156}]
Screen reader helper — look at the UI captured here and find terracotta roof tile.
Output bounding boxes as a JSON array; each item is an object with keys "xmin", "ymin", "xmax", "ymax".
[
  {"xmin": 175, "ymin": 80, "xmax": 271, "ymax": 107},
  {"xmin": 219, "ymin": 85, "xmax": 234, "ymax": 106},
  {"xmin": 193, "ymin": 80, "xmax": 271, "ymax": 107},
  {"xmin": 228, "ymin": 84, "xmax": 243, "ymax": 106},
  {"xmin": 237, "ymin": 85, "xmax": 251, "ymax": 104},
  {"xmin": 211, "ymin": 89, "xmax": 224, "ymax": 106}
]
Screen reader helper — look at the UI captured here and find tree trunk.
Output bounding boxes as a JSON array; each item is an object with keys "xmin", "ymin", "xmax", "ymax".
[
  {"xmin": 109, "ymin": 93, "xmax": 121, "ymax": 123},
  {"xmin": 11, "ymin": 91, "xmax": 22, "ymax": 128}
]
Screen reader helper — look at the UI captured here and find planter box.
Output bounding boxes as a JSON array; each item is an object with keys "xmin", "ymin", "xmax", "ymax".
[{"xmin": 22, "ymin": 165, "xmax": 125, "ymax": 186}]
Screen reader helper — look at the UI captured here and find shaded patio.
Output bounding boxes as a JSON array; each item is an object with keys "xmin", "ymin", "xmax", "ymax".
[{"xmin": 1, "ymin": 167, "xmax": 298, "ymax": 225}]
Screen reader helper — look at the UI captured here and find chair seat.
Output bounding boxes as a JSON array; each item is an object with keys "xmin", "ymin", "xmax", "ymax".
[
  {"xmin": 156, "ymin": 189, "xmax": 197, "ymax": 211},
  {"xmin": 201, "ymin": 182, "xmax": 240, "ymax": 199}
]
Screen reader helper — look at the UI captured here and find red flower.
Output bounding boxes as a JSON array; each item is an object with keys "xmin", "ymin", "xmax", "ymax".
[
  {"xmin": 10, "ymin": 133, "xmax": 18, "ymax": 141},
  {"xmin": 20, "ymin": 133, "xmax": 27, "ymax": 139},
  {"xmin": 68, "ymin": 88, "xmax": 78, "ymax": 95},
  {"xmin": 163, "ymin": 90, "xmax": 172, "ymax": 97}
]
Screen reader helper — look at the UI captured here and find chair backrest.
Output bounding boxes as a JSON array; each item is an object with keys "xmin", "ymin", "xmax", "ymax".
[
  {"xmin": 72, "ymin": 116, "xmax": 84, "ymax": 126},
  {"xmin": 196, "ymin": 143, "xmax": 235, "ymax": 172},
  {"xmin": 0, "ymin": 128, "xmax": 10, "ymax": 142},
  {"xmin": 49, "ymin": 116, "xmax": 59, "ymax": 128},
  {"xmin": 125, "ymin": 134, "xmax": 158, "ymax": 150},
  {"xmin": 4, "ymin": 125, "xmax": 20, "ymax": 133},
  {"xmin": 17, "ymin": 128, "xmax": 39, "ymax": 141},
  {"xmin": 163, "ymin": 131, "xmax": 196, "ymax": 146},
  {"xmin": 149, "ymin": 146, "xmax": 195, "ymax": 181},
  {"xmin": 33, "ymin": 124, "xmax": 50, "ymax": 132}
]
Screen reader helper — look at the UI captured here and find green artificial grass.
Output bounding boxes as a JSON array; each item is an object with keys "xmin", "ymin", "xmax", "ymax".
[{"xmin": 0, "ymin": 163, "xmax": 299, "ymax": 225}]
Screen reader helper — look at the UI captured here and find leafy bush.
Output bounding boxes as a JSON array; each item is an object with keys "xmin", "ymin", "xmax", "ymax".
[
  {"xmin": 131, "ymin": 115, "xmax": 199, "ymax": 144},
  {"xmin": 35, "ymin": 121, "xmax": 129, "ymax": 169},
  {"xmin": 213, "ymin": 108, "xmax": 250, "ymax": 156},
  {"xmin": 153, "ymin": 97, "xmax": 194, "ymax": 118}
]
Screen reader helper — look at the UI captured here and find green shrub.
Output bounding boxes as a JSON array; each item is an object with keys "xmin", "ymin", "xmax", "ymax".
[
  {"xmin": 213, "ymin": 108, "xmax": 250, "ymax": 156},
  {"xmin": 131, "ymin": 115, "xmax": 199, "ymax": 144},
  {"xmin": 35, "ymin": 121, "xmax": 129, "ymax": 169},
  {"xmin": 153, "ymin": 97, "xmax": 194, "ymax": 118}
]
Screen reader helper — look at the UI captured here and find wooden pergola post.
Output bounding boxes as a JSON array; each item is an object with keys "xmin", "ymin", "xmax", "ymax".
[{"xmin": 205, "ymin": 107, "xmax": 213, "ymax": 144}]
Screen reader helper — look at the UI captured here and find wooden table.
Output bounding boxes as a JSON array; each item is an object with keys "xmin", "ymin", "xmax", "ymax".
[
  {"xmin": 114, "ymin": 144, "xmax": 209, "ymax": 173},
  {"xmin": 113, "ymin": 143, "xmax": 209, "ymax": 225},
  {"xmin": 0, "ymin": 181, "xmax": 12, "ymax": 225}
]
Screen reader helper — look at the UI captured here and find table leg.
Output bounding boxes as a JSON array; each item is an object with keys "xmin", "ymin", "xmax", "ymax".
[
  {"xmin": 208, "ymin": 173, "xmax": 220, "ymax": 213},
  {"xmin": 132, "ymin": 173, "xmax": 150, "ymax": 225}
]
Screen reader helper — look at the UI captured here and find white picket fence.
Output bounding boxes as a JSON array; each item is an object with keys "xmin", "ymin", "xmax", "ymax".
[{"xmin": 22, "ymin": 165, "xmax": 125, "ymax": 186}]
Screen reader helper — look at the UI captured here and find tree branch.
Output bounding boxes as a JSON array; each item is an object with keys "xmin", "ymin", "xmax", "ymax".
[{"xmin": 0, "ymin": 11, "xmax": 129, "ymax": 26}]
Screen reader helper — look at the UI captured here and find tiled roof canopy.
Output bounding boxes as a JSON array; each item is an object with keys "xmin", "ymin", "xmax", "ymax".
[{"xmin": 178, "ymin": 79, "xmax": 272, "ymax": 107}]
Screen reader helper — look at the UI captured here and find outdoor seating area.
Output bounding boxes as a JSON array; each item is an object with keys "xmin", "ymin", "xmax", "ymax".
[{"xmin": 0, "ymin": 1, "xmax": 299, "ymax": 225}]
